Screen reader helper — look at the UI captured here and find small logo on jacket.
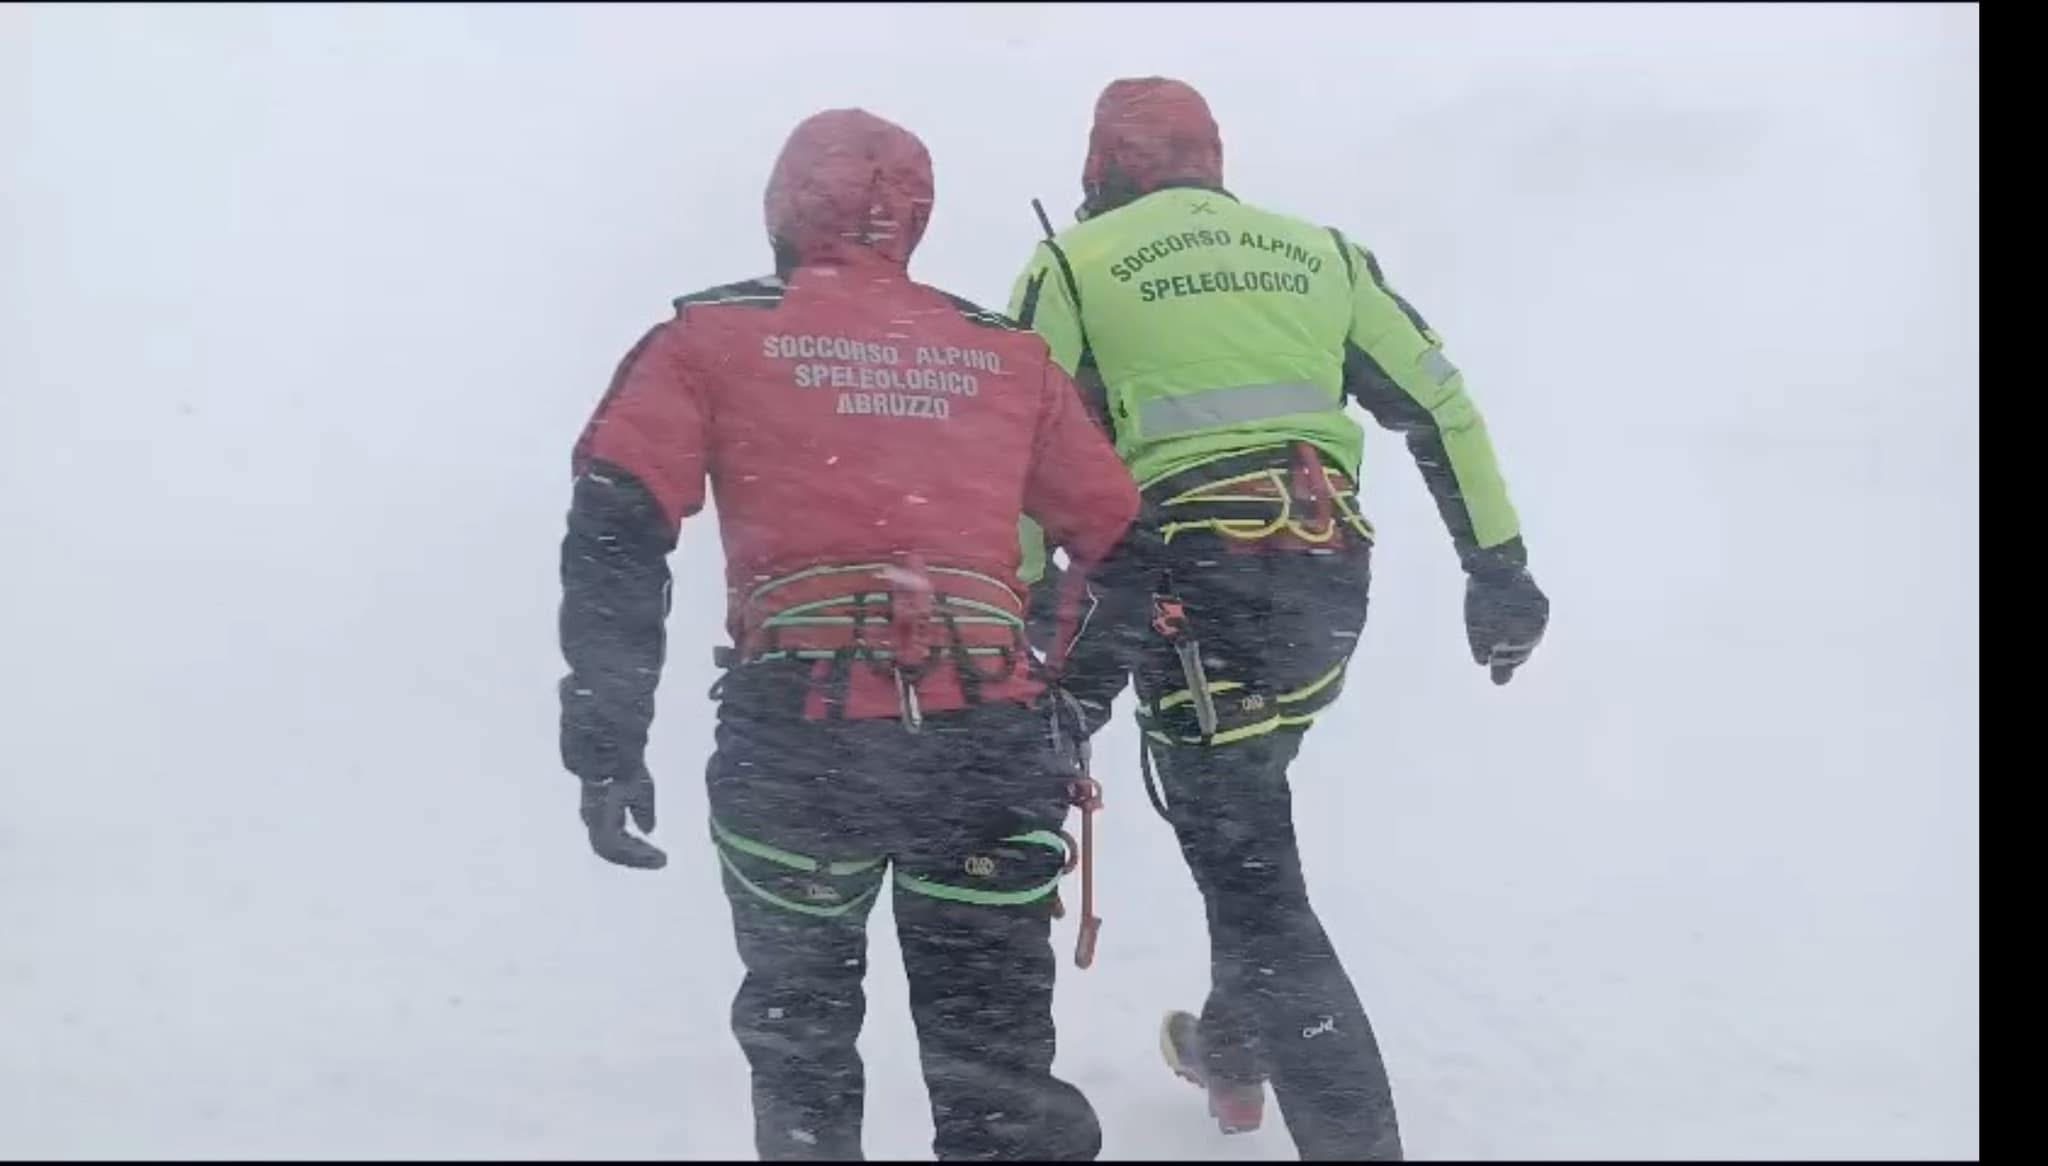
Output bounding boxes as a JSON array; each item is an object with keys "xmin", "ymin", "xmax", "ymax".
[
  {"xmin": 964, "ymin": 855, "xmax": 996, "ymax": 878},
  {"xmin": 1302, "ymin": 1015, "xmax": 1337, "ymax": 1040}
]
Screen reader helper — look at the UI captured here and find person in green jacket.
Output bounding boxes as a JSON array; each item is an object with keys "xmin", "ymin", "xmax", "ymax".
[{"xmin": 1009, "ymin": 77, "xmax": 1550, "ymax": 1160}]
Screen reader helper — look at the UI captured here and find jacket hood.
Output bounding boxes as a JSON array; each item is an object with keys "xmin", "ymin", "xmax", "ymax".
[
  {"xmin": 1081, "ymin": 77, "xmax": 1224, "ymax": 218},
  {"xmin": 764, "ymin": 109, "xmax": 934, "ymax": 271}
]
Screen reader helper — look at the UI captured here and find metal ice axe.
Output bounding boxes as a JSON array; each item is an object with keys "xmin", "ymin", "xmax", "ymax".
[
  {"xmin": 1048, "ymin": 687, "xmax": 1103, "ymax": 970},
  {"xmin": 1150, "ymin": 572, "xmax": 1218, "ymax": 742}
]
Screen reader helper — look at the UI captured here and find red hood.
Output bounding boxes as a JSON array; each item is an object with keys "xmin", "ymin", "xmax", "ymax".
[
  {"xmin": 764, "ymin": 109, "xmax": 934, "ymax": 270},
  {"xmin": 1082, "ymin": 77, "xmax": 1224, "ymax": 208}
]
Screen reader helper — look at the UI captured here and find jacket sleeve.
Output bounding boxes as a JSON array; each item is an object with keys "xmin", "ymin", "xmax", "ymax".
[
  {"xmin": 558, "ymin": 319, "xmax": 707, "ymax": 782},
  {"xmin": 1334, "ymin": 236, "xmax": 1528, "ymax": 574},
  {"xmin": 1022, "ymin": 356, "xmax": 1140, "ymax": 678}
]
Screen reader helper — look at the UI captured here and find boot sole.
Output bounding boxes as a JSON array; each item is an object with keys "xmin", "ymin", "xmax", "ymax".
[
  {"xmin": 1159, "ymin": 1011, "xmax": 1206, "ymax": 1089},
  {"xmin": 1159, "ymin": 1010, "xmax": 1263, "ymax": 1134}
]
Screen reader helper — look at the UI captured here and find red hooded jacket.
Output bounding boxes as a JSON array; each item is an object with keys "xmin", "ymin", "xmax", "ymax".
[
  {"xmin": 566, "ymin": 110, "xmax": 1137, "ymax": 724},
  {"xmin": 1081, "ymin": 77, "xmax": 1225, "ymax": 217}
]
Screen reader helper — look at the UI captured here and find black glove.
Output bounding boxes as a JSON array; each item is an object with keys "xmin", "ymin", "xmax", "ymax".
[
  {"xmin": 1465, "ymin": 564, "xmax": 1549, "ymax": 685},
  {"xmin": 562, "ymin": 679, "xmax": 667, "ymax": 870},
  {"xmin": 578, "ymin": 764, "xmax": 668, "ymax": 870}
]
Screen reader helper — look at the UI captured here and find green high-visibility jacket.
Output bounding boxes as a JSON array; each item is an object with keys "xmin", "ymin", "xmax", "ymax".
[{"xmin": 1009, "ymin": 186, "xmax": 1524, "ymax": 581}]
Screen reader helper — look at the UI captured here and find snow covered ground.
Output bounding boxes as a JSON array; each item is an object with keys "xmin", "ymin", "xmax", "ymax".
[{"xmin": 2, "ymin": 4, "xmax": 1977, "ymax": 1159}]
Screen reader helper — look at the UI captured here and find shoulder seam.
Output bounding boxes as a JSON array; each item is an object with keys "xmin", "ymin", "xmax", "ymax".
[
  {"xmin": 572, "ymin": 323, "xmax": 667, "ymax": 475},
  {"xmin": 940, "ymin": 291, "xmax": 1027, "ymax": 332},
  {"xmin": 673, "ymin": 275, "xmax": 787, "ymax": 311},
  {"xmin": 1356, "ymin": 247, "xmax": 1434, "ymax": 336},
  {"xmin": 1327, "ymin": 227, "xmax": 1357, "ymax": 288},
  {"xmin": 1040, "ymin": 239, "xmax": 1086, "ymax": 318},
  {"xmin": 1034, "ymin": 239, "xmax": 1093, "ymax": 367}
]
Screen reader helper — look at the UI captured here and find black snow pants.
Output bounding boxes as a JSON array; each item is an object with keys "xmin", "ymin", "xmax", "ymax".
[
  {"xmin": 704, "ymin": 662, "xmax": 1101, "ymax": 1162},
  {"xmin": 1131, "ymin": 534, "xmax": 1405, "ymax": 1161}
]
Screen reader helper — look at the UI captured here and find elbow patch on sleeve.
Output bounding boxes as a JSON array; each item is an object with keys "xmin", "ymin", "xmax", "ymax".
[
  {"xmin": 1419, "ymin": 347, "xmax": 1459, "ymax": 387},
  {"xmin": 1430, "ymin": 383, "xmax": 1481, "ymax": 433}
]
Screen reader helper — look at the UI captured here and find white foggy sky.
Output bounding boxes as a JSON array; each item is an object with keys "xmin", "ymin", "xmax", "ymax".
[{"xmin": 2, "ymin": 4, "xmax": 1976, "ymax": 1159}]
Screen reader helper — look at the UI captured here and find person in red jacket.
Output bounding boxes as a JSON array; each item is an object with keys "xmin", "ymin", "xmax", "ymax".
[{"xmin": 556, "ymin": 108, "xmax": 1134, "ymax": 1161}]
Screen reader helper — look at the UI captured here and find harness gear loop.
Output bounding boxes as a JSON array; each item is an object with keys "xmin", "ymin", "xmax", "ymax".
[
  {"xmin": 1140, "ymin": 734, "xmax": 1171, "ymax": 822},
  {"xmin": 1152, "ymin": 447, "xmax": 1372, "ymax": 549},
  {"xmin": 734, "ymin": 562, "xmax": 1031, "ymax": 722},
  {"xmin": 882, "ymin": 554, "xmax": 937, "ymax": 731},
  {"xmin": 1289, "ymin": 441, "xmax": 1337, "ymax": 539},
  {"xmin": 831, "ymin": 594, "xmax": 872, "ymax": 720},
  {"xmin": 1055, "ymin": 827, "xmax": 1082, "ymax": 874},
  {"xmin": 894, "ymin": 669, "xmax": 923, "ymax": 732},
  {"xmin": 941, "ymin": 610, "xmax": 988, "ymax": 708}
]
